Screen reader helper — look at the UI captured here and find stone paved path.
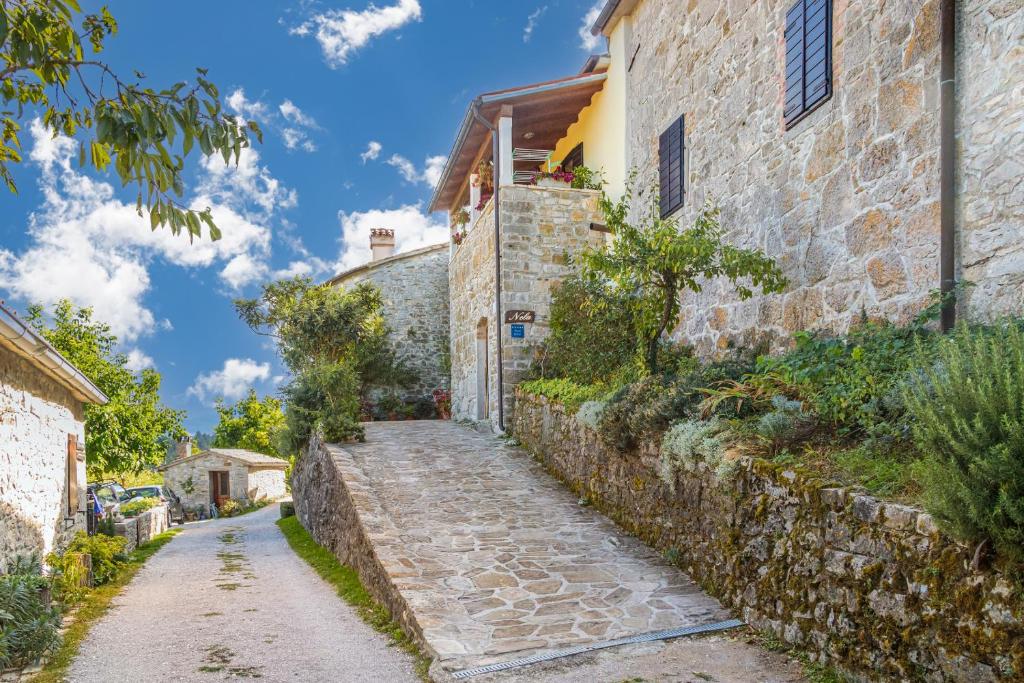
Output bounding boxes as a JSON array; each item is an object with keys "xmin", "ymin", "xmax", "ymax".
[
  {"xmin": 334, "ymin": 421, "xmax": 757, "ymax": 675},
  {"xmin": 70, "ymin": 503, "xmax": 418, "ymax": 682}
]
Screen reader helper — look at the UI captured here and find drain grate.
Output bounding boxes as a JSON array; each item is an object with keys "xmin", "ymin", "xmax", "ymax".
[{"xmin": 450, "ymin": 618, "xmax": 745, "ymax": 679}]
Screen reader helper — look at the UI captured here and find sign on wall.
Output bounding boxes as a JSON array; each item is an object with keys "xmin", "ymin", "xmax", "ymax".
[
  {"xmin": 504, "ymin": 310, "xmax": 536, "ymax": 323},
  {"xmin": 510, "ymin": 324, "xmax": 525, "ymax": 339}
]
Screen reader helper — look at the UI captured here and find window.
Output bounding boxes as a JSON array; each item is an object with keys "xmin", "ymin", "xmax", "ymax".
[
  {"xmin": 785, "ymin": 0, "xmax": 833, "ymax": 128},
  {"xmin": 658, "ymin": 115, "xmax": 685, "ymax": 218},
  {"xmin": 562, "ymin": 143, "xmax": 583, "ymax": 172},
  {"xmin": 66, "ymin": 435, "xmax": 79, "ymax": 517}
]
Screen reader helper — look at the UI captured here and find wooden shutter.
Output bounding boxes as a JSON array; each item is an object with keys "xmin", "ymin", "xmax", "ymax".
[
  {"xmin": 562, "ymin": 143, "xmax": 584, "ymax": 171},
  {"xmin": 784, "ymin": 0, "xmax": 832, "ymax": 128},
  {"xmin": 658, "ymin": 115, "xmax": 685, "ymax": 217},
  {"xmin": 66, "ymin": 435, "xmax": 79, "ymax": 518}
]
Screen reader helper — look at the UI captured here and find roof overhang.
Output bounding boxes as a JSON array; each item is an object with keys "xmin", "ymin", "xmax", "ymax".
[
  {"xmin": 590, "ymin": 0, "xmax": 640, "ymax": 38},
  {"xmin": 428, "ymin": 71, "xmax": 608, "ymax": 213},
  {"xmin": 0, "ymin": 301, "xmax": 108, "ymax": 405}
]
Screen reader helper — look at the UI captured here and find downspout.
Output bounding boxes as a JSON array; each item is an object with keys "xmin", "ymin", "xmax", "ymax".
[
  {"xmin": 939, "ymin": 0, "xmax": 957, "ymax": 331},
  {"xmin": 471, "ymin": 100, "xmax": 505, "ymax": 432}
]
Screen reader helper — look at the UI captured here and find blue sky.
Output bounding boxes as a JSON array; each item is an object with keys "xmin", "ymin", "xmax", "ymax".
[{"xmin": 0, "ymin": 1, "xmax": 607, "ymax": 433}]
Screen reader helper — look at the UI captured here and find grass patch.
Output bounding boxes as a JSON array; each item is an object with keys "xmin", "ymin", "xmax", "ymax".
[
  {"xmin": 30, "ymin": 529, "xmax": 181, "ymax": 683},
  {"xmin": 276, "ymin": 516, "xmax": 431, "ymax": 681}
]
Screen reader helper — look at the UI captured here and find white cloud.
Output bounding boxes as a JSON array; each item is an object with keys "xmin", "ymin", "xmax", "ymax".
[
  {"xmin": 125, "ymin": 349, "xmax": 155, "ymax": 372},
  {"xmin": 188, "ymin": 358, "xmax": 271, "ymax": 402},
  {"xmin": 579, "ymin": 3, "xmax": 604, "ymax": 51},
  {"xmin": 225, "ymin": 88, "xmax": 268, "ymax": 122},
  {"xmin": 361, "ymin": 140, "xmax": 382, "ymax": 163},
  {"xmin": 385, "ymin": 153, "xmax": 446, "ymax": 187},
  {"xmin": 226, "ymin": 90, "xmax": 318, "ymax": 153},
  {"xmin": 220, "ymin": 253, "xmax": 270, "ymax": 290},
  {"xmin": 291, "ymin": 0, "xmax": 422, "ymax": 68},
  {"xmin": 282, "ymin": 128, "xmax": 318, "ymax": 152},
  {"xmin": 335, "ymin": 204, "xmax": 447, "ymax": 272},
  {"xmin": 0, "ymin": 120, "xmax": 288, "ymax": 340},
  {"xmin": 523, "ymin": 6, "xmax": 547, "ymax": 43},
  {"xmin": 279, "ymin": 100, "xmax": 317, "ymax": 128}
]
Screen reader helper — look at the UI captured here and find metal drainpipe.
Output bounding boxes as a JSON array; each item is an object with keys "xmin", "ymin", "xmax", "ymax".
[
  {"xmin": 939, "ymin": 0, "xmax": 957, "ymax": 331},
  {"xmin": 471, "ymin": 100, "xmax": 505, "ymax": 432}
]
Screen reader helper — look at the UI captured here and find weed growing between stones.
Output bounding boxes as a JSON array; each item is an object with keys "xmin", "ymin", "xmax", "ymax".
[
  {"xmin": 755, "ymin": 629, "xmax": 849, "ymax": 683},
  {"xmin": 276, "ymin": 516, "xmax": 432, "ymax": 681},
  {"xmin": 198, "ymin": 645, "xmax": 264, "ymax": 678}
]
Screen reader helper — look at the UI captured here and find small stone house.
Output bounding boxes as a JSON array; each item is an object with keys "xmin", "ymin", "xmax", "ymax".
[
  {"xmin": 159, "ymin": 443, "xmax": 287, "ymax": 511},
  {"xmin": 0, "ymin": 302, "xmax": 107, "ymax": 566}
]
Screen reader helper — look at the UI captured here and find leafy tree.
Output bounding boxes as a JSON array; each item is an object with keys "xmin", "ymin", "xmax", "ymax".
[
  {"xmin": 212, "ymin": 389, "xmax": 286, "ymax": 457},
  {"xmin": 582, "ymin": 188, "xmax": 787, "ymax": 374},
  {"xmin": 235, "ymin": 278, "xmax": 413, "ymax": 444},
  {"xmin": 26, "ymin": 300, "xmax": 185, "ymax": 477},
  {"xmin": 1, "ymin": 0, "xmax": 261, "ymax": 238}
]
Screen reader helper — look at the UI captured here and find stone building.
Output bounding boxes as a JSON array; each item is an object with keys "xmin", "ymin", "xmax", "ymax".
[
  {"xmin": 430, "ymin": 74, "xmax": 609, "ymax": 429},
  {"xmin": 326, "ymin": 229, "xmax": 450, "ymax": 403},
  {"xmin": 0, "ymin": 302, "xmax": 107, "ymax": 566},
  {"xmin": 586, "ymin": 0, "xmax": 1023, "ymax": 352},
  {"xmin": 159, "ymin": 443, "xmax": 287, "ymax": 511}
]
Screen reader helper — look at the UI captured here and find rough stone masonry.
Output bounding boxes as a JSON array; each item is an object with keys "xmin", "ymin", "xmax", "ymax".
[{"xmin": 622, "ymin": 0, "xmax": 1023, "ymax": 354}]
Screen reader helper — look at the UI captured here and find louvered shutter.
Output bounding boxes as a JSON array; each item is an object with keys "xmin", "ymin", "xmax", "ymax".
[
  {"xmin": 67, "ymin": 434, "xmax": 79, "ymax": 517},
  {"xmin": 784, "ymin": 0, "xmax": 832, "ymax": 127},
  {"xmin": 658, "ymin": 115, "xmax": 685, "ymax": 217}
]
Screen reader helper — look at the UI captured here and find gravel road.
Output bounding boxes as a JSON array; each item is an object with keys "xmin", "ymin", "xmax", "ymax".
[{"xmin": 69, "ymin": 503, "xmax": 418, "ymax": 682}]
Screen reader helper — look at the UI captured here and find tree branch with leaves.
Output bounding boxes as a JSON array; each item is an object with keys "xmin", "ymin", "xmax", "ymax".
[
  {"xmin": 581, "ymin": 185, "xmax": 788, "ymax": 374},
  {"xmin": 0, "ymin": 0, "xmax": 261, "ymax": 240}
]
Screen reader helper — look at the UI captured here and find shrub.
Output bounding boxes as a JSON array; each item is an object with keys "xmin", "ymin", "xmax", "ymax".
[
  {"xmin": 48, "ymin": 532, "xmax": 128, "ymax": 595},
  {"xmin": 575, "ymin": 400, "xmax": 606, "ymax": 430},
  {"xmin": 0, "ymin": 573, "xmax": 61, "ymax": 670},
  {"xmin": 903, "ymin": 321, "xmax": 1024, "ymax": 560},
  {"xmin": 518, "ymin": 378, "xmax": 607, "ymax": 413},
  {"xmin": 598, "ymin": 353, "xmax": 755, "ymax": 451},
  {"xmin": 120, "ymin": 498, "xmax": 159, "ymax": 518},
  {"xmin": 219, "ymin": 499, "xmax": 242, "ymax": 517},
  {"xmin": 533, "ymin": 274, "xmax": 640, "ymax": 385},
  {"xmin": 658, "ymin": 418, "xmax": 727, "ymax": 490},
  {"xmin": 752, "ymin": 395, "xmax": 817, "ymax": 455}
]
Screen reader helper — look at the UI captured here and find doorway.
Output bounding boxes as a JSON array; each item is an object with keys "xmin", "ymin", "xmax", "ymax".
[
  {"xmin": 209, "ymin": 471, "xmax": 230, "ymax": 507},
  {"xmin": 476, "ymin": 318, "xmax": 489, "ymax": 420}
]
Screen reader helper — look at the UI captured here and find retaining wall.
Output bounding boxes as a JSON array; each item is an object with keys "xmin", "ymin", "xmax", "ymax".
[
  {"xmin": 511, "ymin": 392, "xmax": 1023, "ymax": 682},
  {"xmin": 114, "ymin": 504, "xmax": 169, "ymax": 551}
]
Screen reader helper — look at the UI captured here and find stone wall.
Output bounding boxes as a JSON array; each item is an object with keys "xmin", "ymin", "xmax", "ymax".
[
  {"xmin": 622, "ymin": 0, "xmax": 1023, "ymax": 353},
  {"xmin": 449, "ymin": 186, "xmax": 605, "ymax": 428},
  {"xmin": 511, "ymin": 392, "xmax": 1024, "ymax": 682},
  {"xmin": 332, "ymin": 244, "xmax": 450, "ymax": 401},
  {"xmin": 0, "ymin": 345, "xmax": 87, "ymax": 566},
  {"xmin": 290, "ymin": 435, "xmax": 427, "ymax": 654},
  {"xmin": 956, "ymin": 0, "xmax": 1024, "ymax": 319},
  {"xmin": 114, "ymin": 504, "xmax": 169, "ymax": 552}
]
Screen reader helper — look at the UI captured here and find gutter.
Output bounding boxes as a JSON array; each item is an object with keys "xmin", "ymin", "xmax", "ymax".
[
  {"xmin": 470, "ymin": 100, "xmax": 505, "ymax": 433},
  {"xmin": 939, "ymin": 0, "xmax": 957, "ymax": 331},
  {"xmin": 0, "ymin": 301, "xmax": 108, "ymax": 405}
]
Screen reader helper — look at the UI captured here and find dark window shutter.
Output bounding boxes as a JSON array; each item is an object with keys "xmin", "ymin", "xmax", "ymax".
[
  {"xmin": 784, "ymin": 0, "xmax": 832, "ymax": 128},
  {"xmin": 562, "ymin": 143, "xmax": 584, "ymax": 171},
  {"xmin": 67, "ymin": 435, "xmax": 79, "ymax": 517},
  {"xmin": 658, "ymin": 115, "xmax": 685, "ymax": 217}
]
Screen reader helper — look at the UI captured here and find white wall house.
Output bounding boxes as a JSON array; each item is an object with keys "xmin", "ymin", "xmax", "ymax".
[
  {"xmin": 160, "ymin": 446, "xmax": 288, "ymax": 511},
  {"xmin": 0, "ymin": 302, "xmax": 107, "ymax": 566}
]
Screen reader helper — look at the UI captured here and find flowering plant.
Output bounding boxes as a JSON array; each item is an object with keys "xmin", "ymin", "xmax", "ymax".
[
  {"xmin": 452, "ymin": 230, "xmax": 466, "ymax": 245},
  {"xmin": 532, "ymin": 165, "xmax": 574, "ymax": 185},
  {"xmin": 432, "ymin": 388, "xmax": 451, "ymax": 420},
  {"xmin": 451, "ymin": 207, "xmax": 470, "ymax": 228}
]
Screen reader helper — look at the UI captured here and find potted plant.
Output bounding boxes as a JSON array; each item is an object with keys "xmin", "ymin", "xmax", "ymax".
[
  {"xmin": 533, "ymin": 166, "xmax": 575, "ymax": 188},
  {"xmin": 451, "ymin": 207, "xmax": 470, "ymax": 228}
]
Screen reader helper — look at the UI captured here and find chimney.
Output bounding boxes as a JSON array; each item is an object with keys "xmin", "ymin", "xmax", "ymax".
[
  {"xmin": 370, "ymin": 228, "xmax": 396, "ymax": 261},
  {"xmin": 176, "ymin": 436, "xmax": 192, "ymax": 460}
]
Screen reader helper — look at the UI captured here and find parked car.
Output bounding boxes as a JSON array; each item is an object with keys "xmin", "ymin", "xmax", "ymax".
[
  {"xmin": 87, "ymin": 481, "xmax": 127, "ymax": 518},
  {"xmin": 124, "ymin": 485, "xmax": 185, "ymax": 525}
]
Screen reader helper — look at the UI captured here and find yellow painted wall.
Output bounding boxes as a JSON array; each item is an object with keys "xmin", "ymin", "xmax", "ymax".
[{"xmin": 550, "ymin": 19, "xmax": 629, "ymax": 200}]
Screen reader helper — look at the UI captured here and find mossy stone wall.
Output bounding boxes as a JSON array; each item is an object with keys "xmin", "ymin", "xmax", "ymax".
[{"xmin": 512, "ymin": 392, "xmax": 1023, "ymax": 682}]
